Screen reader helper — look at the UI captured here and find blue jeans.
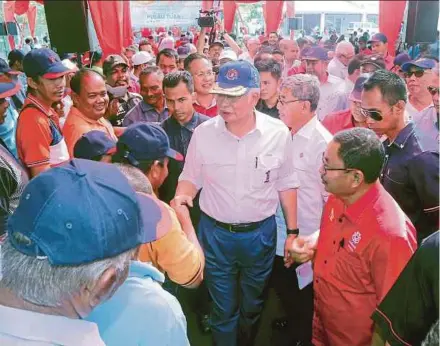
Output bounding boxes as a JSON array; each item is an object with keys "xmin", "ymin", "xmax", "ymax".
[{"xmin": 198, "ymin": 213, "xmax": 276, "ymax": 346}]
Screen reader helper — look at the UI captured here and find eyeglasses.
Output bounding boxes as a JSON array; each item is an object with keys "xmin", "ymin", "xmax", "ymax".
[
  {"xmin": 321, "ymin": 153, "xmax": 355, "ymax": 174},
  {"xmin": 194, "ymin": 71, "xmax": 215, "ymax": 78},
  {"xmin": 428, "ymin": 86, "xmax": 439, "ymax": 96},
  {"xmin": 404, "ymin": 70, "xmax": 425, "ymax": 78},
  {"xmin": 360, "ymin": 107, "xmax": 385, "ymax": 121},
  {"xmin": 278, "ymin": 98, "xmax": 304, "ymax": 106}
]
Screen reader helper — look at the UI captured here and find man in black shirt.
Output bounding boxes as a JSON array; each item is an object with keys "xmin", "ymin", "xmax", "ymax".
[
  {"xmin": 159, "ymin": 71, "xmax": 209, "ymax": 205},
  {"xmin": 255, "ymin": 58, "xmax": 282, "ymax": 119},
  {"xmin": 371, "ymin": 231, "xmax": 439, "ymax": 345}
]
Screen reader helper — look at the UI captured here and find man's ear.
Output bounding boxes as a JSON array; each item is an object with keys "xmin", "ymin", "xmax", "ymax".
[
  {"xmin": 87, "ymin": 266, "xmax": 125, "ymax": 309},
  {"xmin": 71, "ymin": 92, "xmax": 80, "ymax": 107},
  {"xmin": 352, "ymin": 170, "xmax": 364, "ymax": 188},
  {"xmin": 27, "ymin": 77, "xmax": 39, "ymax": 90}
]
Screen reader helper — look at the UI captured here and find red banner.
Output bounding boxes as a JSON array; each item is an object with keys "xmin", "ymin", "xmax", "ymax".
[
  {"xmin": 88, "ymin": 0, "xmax": 124, "ymax": 57},
  {"xmin": 27, "ymin": 4, "xmax": 37, "ymax": 38},
  {"xmin": 379, "ymin": 0, "xmax": 406, "ymax": 55},
  {"xmin": 123, "ymin": 1, "xmax": 133, "ymax": 47},
  {"xmin": 3, "ymin": 1, "xmax": 16, "ymax": 49}
]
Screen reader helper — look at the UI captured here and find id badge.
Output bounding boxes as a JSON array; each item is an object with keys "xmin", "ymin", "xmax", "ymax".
[{"xmin": 296, "ymin": 261, "xmax": 313, "ymax": 290}]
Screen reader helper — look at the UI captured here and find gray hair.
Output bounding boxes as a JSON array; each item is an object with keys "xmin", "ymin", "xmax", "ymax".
[
  {"xmin": 0, "ymin": 240, "xmax": 133, "ymax": 307},
  {"xmin": 280, "ymin": 74, "xmax": 320, "ymax": 111},
  {"xmin": 113, "ymin": 163, "xmax": 153, "ymax": 195}
]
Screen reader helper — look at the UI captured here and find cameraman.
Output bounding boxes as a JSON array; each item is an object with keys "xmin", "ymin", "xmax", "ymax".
[{"xmin": 103, "ymin": 55, "xmax": 142, "ymax": 126}]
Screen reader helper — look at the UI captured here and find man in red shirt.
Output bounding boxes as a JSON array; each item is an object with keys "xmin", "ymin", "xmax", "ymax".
[
  {"xmin": 369, "ymin": 33, "xmax": 394, "ymax": 70},
  {"xmin": 358, "ymin": 36, "xmax": 373, "ymax": 56},
  {"xmin": 288, "ymin": 127, "xmax": 417, "ymax": 345},
  {"xmin": 16, "ymin": 48, "xmax": 70, "ymax": 177},
  {"xmin": 184, "ymin": 53, "xmax": 218, "ymax": 118},
  {"xmin": 322, "ymin": 76, "xmax": 368, "ymax": 134}
]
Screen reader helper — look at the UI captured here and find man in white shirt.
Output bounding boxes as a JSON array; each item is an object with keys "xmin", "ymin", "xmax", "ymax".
[
  {"xmin": 172, "ymin": 60, "xmax": 299, "ymax": 346},
  {"xmin": 401, "ymin": 58, "xmax": 438, "ymax": 151},
  {"xmin": 272, "ymin": 74, "xmax": 332, "ymax": 344},
  {"xmin": 328, "ymin": 41, "xmax": 355, "ymax": 80},
  {"xmin": 279, "ymin": 39, "xmax": 301, "ymax": 79},
  {"xmin": 302, "ymin": 47, "xmax": 347, "ymax": 121},
  {"xmin": 0, "ymin": 159, "xmax": 163, "ymax": 345}
]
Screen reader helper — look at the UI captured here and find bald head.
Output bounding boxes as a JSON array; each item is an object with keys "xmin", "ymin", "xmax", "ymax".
[
  {"xmin": 279, "ymin": 39, "xmax": 300, "ymax": 62},
  {"xmin": 246, "ymin": 38, "xmax": 261, "ymax": 55},
  {"xmin": 335, "ymin": 41, "xmax": 355, "ymax": 66}
]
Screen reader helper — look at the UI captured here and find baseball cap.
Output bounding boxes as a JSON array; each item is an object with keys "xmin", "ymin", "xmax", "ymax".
[
  {"xmin": 132, "ymin": 51, "xmax": 154, "ymax": 66},
  {"xmin": 0, "ymin": 58, "xmax": 19, "ymax": 75},
  {"xmin": 360, "ymin": 55, "xmax": 386, "ymax": 70},
  {"xmin": 177, "ymin": 45, "xmax": 190, "ymax": 59},
  {"xmin": 219, "ymin": 49, "xmax": 238, "ymax": 63},
  {"xmin": 103, "ymin": 54, "xmax": 128, "ymax": 76},
  {"xmin": 7, "ymin": 159, "xmax": 170, "ymax": 266},
  {"xmin": 401, "ymin": 58, "xmax": 437, "ymax": 72},
  {"xmin": 210, "ymin": 60, "xmax": 260, "ymax": 97},
  {"xmin": 350, "ymin": 76, "xmax": 369, "ymax": 101},
  {"xmin": 393, "ymin": 53, "xmax": 411, "ymax": 67},
  {"xmin": 23, "ymin": 48, "xmax": 70, "ymax": 79},
  {"xmin": 73, "ymin": 130, "xmax": 117, "ymax": 160},
  {"xmin": 7, "ymin": 49, "xmax": 25, "ymax": 65},
  {"xmin": 209, "ymin": 41, "xmax": 224, "ymax": 49},
  {"xmin": 0, "ymin": 81, "xmax": 21, "ymax": 98},
  {"xmin": 117, "ymin": 123, "xmax": 184, "ymax": 166},
  {"xmin": 62, "ymin": 59, "xmax": 79, "ymax": 72},
  {"xmin": 301, "ymin": 46, "xmax": 329, "ymax": 61},
  {"xmin": 368, "ymin": 33, "xmax": 387, "ymax": 44}
]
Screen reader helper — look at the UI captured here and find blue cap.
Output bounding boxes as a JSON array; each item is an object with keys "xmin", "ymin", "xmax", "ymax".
[
  {"xmin": 7, "ymin": 159, "xmax": 170, "ymax": 266},
  {"xmin": 350, "ymin": 76, "xmax": 369, "ymax": 101},
  {"xmin": 393, "ymin": 53, "xmax": 411, "ymax": 67},
  {"xmin": 401, "ymin": 58, "xmax": 437, "ymax": 72},
  {"xmin": 0, "ymin": 81, "xmax": 21, "ymax": 98},
  {"xmin": 301, "ymin": 46, "xmax": 329, "ymax": 61},
  {"xmin": 117, "ymin": 123, "xmax": 183, "ymax": 167},
  {"xmin": 368, "ymin": 33, "xmax": 388, "ymax": 44},
  {"xmin": 73, "ymin": 130, "xmax": 117, "ymax": 160},
  {"xmin": 0, "ymin": 58, "xmax": 17, "ymax": 75},
  {"xmin": 210, "ymin": 60, "xmax": 260, "ymax": 97},
  {"xmin": 23, "ymin": 48, "xmax": 70, "ymax": 79}
]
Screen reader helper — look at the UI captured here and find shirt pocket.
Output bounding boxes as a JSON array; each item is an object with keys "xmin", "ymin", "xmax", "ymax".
[
  {"xmin": 382, "ymin": 164, "xmax": 406, "ymax": 186},
  {"xmin": 330, "ymin": 249, "xmax": 365, "ymax": 290},
  {"xmin": 251, "ymin": 155, "xmax": 281, "ymax": 189}
]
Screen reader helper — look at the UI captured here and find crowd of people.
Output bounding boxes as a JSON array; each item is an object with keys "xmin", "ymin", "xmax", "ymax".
[{"xmin": 0, "ymin": 19, "xmax": 439, "ymax": 346}]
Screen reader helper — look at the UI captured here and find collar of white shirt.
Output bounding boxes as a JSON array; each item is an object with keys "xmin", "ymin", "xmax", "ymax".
[
  {"xmin": 0, "ymin": 305, "xmax": 105, "ymax": 345},
  {"xmin": 296, "ymin": 116, "xmax": 318, "ymax": 139},
  {"xmin": 214, "ymin": 110, "xmax": 267, "ymax": 136}
]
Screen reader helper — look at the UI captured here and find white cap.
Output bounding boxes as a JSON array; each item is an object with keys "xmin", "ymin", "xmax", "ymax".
[
  {"xmin": 132, "ymin": 51, "xmax": 154, "ymax": 66},
  {"xmin": 219, "ymin": 49, "xmax": 237, "ymax": 62},
  {"xmin": 62, "ymin": 59, "xmax": 78, "ymax": 72}
]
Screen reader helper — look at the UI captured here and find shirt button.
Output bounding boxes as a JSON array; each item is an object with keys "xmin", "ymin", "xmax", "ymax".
[
  {"xmin": 333, "ymin": 240, "xmax": 336, "ymax": 245},
  {"xmin": 315, "ymin": 279, "xmax": 319, "ymax": 284},
  {"xmin": 324, "ymin": 260, "xmax": 327, "ymax": 264}
]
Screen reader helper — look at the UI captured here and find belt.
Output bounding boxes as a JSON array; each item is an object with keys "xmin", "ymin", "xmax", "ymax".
[{"xmin": 204, "ymin": 213, "xmax": 269, "ymax": 233}]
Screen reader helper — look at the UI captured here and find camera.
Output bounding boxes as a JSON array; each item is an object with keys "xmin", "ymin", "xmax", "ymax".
[{"xmin": 197, "ymin": 10, "xmax": 216, "ymax": 28}]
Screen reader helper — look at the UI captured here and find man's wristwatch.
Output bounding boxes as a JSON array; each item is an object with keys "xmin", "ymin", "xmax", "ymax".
[{"xmin": 287, "ymin": 228, "xmax": 300, "ymax": 236}]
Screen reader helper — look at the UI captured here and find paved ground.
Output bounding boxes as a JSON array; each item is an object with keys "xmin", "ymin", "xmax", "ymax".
[{"xmin": 176, "ymin": 287, "xmax": 286, "ymax": 346}]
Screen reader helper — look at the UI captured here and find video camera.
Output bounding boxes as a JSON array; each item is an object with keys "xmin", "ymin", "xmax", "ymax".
[{"xmin": 197, "ymin": 10, "xmax": 217, "ymax": 28}]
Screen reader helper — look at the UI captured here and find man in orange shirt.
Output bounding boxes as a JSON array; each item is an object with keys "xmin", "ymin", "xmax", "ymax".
[
  {"xmin": 288, "ymin": 128, "xmax": 417, "ymax": 345},
  {"xmin": 16, "ymin": 48, "xmax": 70, "ymax": 177},
  {"xmin": 63, "ymin": 68, "xmax": 117, "ymax": 157}
]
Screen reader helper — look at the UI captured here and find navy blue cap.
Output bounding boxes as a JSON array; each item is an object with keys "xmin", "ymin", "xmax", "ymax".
[
  {"xmin": 23, "ymin": 48, "xmax": 70, "ymax": 79},
  {"xmin": 401, "ymin": 58, "xmax": 437, "ymax": 72},
  {"xmin": 368, "ymin": 33, "xmax": 387, "ymax": 44},
  {"xmin": 210, "ymin": 60, "xmax": 260, "ymax": 96},
  {"xmin": 360, "ymin": 55, "xmax": 386, "ymax": 69},
  {"xmin": 117, "ymin": 123, "xmax": 183, "ymax": 166},
  {"xmin": 393, "ymin": 53, "xmax": 411, "ymax": 67},
  {"xmin": 0, "ymin": 81, "xmax": 20, "ymax": 98},
  {"xmin": 301, "ymin": 46, "xmax": 329, "ymax": 61},
  {"xmin": 0, "ymin": 58, "xmax": 17, "ymax": 75},
  {"xmin": 177, "ymin": 44, "xmax": 190, "ymax": 58},
  {"xmin": 73, "ymin": 130, "xmax": 117, "ymax": 160},
  {"xmin": 350, "ymin": 76, "xmax": 369, "ymax": 101},
  {"xmin": 7, "ymin": 159, "xmax": 171, "ymax": 266}
]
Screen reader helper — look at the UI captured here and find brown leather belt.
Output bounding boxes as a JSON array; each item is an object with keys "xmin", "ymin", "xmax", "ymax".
[{"xmin": 204, "ymin": 213, "xmax": 269, "ymax": 233}]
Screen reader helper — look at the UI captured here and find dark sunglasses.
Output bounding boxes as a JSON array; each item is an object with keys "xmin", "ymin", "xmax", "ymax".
[
  {"xmin": 428, "ymin": 86, "xmax": 439, "ymax": 96},
  {"xmin": 404, "ymin": 70, "xmax": 425, "ymax": 78},
  {"xmin": 360, "ymin": 107, "xmax": 384, "ymax": 121}
]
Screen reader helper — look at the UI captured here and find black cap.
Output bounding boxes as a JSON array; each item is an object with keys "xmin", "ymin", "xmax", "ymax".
[{"xmin": 8, "ymin": 49, "xmax": 25, "ymax": 65}]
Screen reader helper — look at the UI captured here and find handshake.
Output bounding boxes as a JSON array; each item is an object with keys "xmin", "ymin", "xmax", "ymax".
[{"xmin": 284, "ymin": 232, "xmax": 319, "ymax": 268}]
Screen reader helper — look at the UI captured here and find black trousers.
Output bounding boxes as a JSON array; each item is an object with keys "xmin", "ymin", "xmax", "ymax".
[{"xmin": 270, "ymin": 255, "xmax": 314, "ymax": 345}]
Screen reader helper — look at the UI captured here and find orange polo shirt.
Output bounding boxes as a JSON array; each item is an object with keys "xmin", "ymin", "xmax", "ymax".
[
  {"xmin": 321, "ymin": 109, "xmax": 354, "ymax": 135},
  {"xmin": 138, "ymin": 202, "xmax": 204, "ymax": 288},
  {"xmin": 313, "ymin": 182, "xmax": 417, "ymax": 346},
  {"xmin": 63, "ymin": 107, "xmax": 117, "ymax": 157},
  {"xmin": 16, "ymin": 95, "xmax": 63, "ymax": 169}
]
